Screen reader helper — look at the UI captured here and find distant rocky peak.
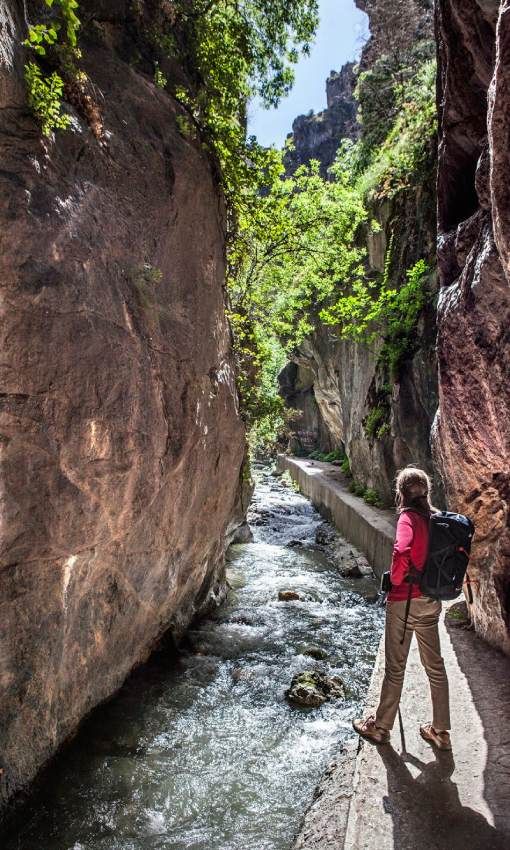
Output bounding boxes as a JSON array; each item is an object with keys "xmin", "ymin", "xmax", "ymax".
[
  {"xmin": 326, "ymin": 63, "xmax": 357, "ymax": 109},
  {"xmin": 283, "ymin": 60, "xmax": 359, "ymax": 177}
]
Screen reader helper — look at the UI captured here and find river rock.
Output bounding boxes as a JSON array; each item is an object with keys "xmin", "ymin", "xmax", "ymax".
[
  {"xmin": 299, "ymin": 645, "xmax": 329, "ymax": 661},
  {"xmin": 286, "ymin": 671, "xmax": 345, "ymax": 707},
  {"xmin": 315, "ymin": 522, "xmax": 337, "ymax": 546},
  {"xmin": 278, "ymin": 590, "xmax": 302, "ymax": 601},
  {"xmin": 0, "ymin": 1, "xmax": 245, "ymax": 808},
  {"xmin": 339, "ymin": 562, "xmax": 363, "ymax": 578},
  {"xmin": 230, "ymin": 522, "xmax": 254, "ymax": 544}
]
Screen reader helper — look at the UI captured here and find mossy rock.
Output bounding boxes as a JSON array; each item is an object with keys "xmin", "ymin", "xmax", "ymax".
[
  {"xmin": 445, "ymin": 600, "xmax": 471, "ymax": 627},
  {"xmin": 285, "ymin": 671, "xmax": 345, "ymax": 707}
]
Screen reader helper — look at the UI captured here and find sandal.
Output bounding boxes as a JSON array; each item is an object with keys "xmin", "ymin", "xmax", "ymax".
[
  {"xmin": 353, "ymin": 715, "xmax": 390, "ymax": 744},
  {"xmin": 420, "ymin": 723, "xmax": 452, "ymax": 750}
]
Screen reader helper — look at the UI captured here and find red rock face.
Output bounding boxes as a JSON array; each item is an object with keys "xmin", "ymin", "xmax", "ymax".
[
  {"xmin": 435, "ymin": 0, "xmax": 510, "ymax": 654},
  {"xmin": 0, "ymin": 3, "xmax": 245, "ymax": 803}
]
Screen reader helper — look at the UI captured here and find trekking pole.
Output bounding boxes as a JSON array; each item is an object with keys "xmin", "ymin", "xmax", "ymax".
[{"xmin": 398, "ymin": 706, "xmax": 406, "ymax": 753}]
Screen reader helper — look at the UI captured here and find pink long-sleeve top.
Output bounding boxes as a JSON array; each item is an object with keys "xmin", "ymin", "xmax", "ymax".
[{"xmin": 387, "ymin": 509, "xmax": 430, "ymax": 602}]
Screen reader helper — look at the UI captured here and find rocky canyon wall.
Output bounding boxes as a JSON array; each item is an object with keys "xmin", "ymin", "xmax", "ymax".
[
  {"xmin": 435, "ymin": 0, "xmax": 510, "ymax": 654},
  {"xmin": 0, "ymin": 0, "xmax": 245, "ymax": 806},
  {"xmin": 280, "ymin": 0, "xmax": 440, "ymax": 506}
]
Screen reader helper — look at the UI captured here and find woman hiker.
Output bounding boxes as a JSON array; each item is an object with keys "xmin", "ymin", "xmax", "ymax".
[{"xmin": 353, "ymin": 466, "xmax": 451, "ymax": 750}]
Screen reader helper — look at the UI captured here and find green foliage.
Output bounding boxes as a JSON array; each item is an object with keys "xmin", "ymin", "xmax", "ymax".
[
  {"xmin": 348, "ymin": 480, "xmax": 383, "ymax": 508},
  {"xmin": 154, "ymin": 62, "xmax": 167, "ymax": 89},
  {"xmin": 324, "ymin": 257, "xmax": 432, "ymax": 377},
  {"xmin": 155, "ymin": 1, "xmax": 318, "ymax": 240},
  {"xmin": 51, "ymin": 0, "xmax": 80, "ymax": 46},
  {"xmin": 363, "ymin": 405, "xmax": 388, "ymax": 440},
  {"xmin": 349, "ymin": 481, "xmax": 366, "ymax": 498},
  {"xmin": 340, "ymin": 455, "xmax": 351, "ymax": 477},
  {"xmin": 23, "ymin": 0, "xmax": 82, "ymax": 136},
  {"xmin": 323, "ymin": 448, "xmax": 344, "ymax": 462},
  {"xmin": 24, "ymin": 22, "xmax": 59, "ymax": 56},
  {"xmin": 308, "ymin": 448, "xmax": 345, "ymax": 462},
  {"xmin": 356, "ymin": 60, "xmax": 437, "ymax": 201},
  {"xmin": 378, "ymin": 259, "xmax": 431, "ymax": 374},
  {"xmin": 230, "ymin": 154, "xmax": 367, "ymax": 353},
  {"xmin": 230, "ymin": 310, "xmax": 288, "ymax": 452},
  {"xmin": 24, "ymin": 61, "xmax": 70, "ymax": 136},
  {"xmin": 363, "ymin": 488, "xmax": 383, "ymax": 508}
]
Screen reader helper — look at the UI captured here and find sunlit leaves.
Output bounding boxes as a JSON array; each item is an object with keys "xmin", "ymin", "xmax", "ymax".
[{"xmin": 23, "ymin": 0, "xmax": 82, "ymax": 135}]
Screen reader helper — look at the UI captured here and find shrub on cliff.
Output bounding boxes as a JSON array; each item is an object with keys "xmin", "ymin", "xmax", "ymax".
[{"xmin": 357, "ymin": 59, "xmax": 437, "ymax": 200}]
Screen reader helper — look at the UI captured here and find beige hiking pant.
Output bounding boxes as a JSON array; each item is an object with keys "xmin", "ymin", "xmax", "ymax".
[{"xmin": 375, "ymin": 596, "xmax": 451, "ymax": 731}]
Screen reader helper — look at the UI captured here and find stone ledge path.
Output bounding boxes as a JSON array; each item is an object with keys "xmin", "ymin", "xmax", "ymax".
[{"xmin": 279, "ymin": 456, "xmax": 510, "ymax": 850}]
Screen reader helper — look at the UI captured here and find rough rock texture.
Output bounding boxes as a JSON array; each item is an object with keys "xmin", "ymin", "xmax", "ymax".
[
  {"xmin": 0, "ymin": 0, "xmax": 245, "ymax": 806},
  {"xmin": 434, "ymin": 0, "xmax": 510, "ymax": 654},
  {"xmin": 283, "ymin": 63, "xmax": 359, "ymax": 177},
  {"xmin": 355, "ymin": 0, "xmax": 434, "ymax": 70},
  {"xmin": 285, "ymin": 671, "xmax": 345, "ymax": 707}
]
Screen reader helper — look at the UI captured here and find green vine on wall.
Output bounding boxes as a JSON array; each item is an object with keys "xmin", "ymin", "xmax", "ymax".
[{"xmin": 23, "ymin": 0, "xmax": 81, "ymax": 135}]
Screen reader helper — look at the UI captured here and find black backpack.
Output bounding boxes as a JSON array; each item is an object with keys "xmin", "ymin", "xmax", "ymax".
[
  {"xmin": 414, "ymin": 510, "xmax": 475, "ymax": 601},
  {"xmin": 399, "ymin": 509, "xmax": 475, "ymax": 644}
]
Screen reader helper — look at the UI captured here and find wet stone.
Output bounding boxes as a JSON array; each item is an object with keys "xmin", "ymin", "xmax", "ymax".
[
  {"xmin": 286, "ymin": 671, "xmax": 346, "ymax": 707},
  {"xmin": 230, "ymin": 522, "xmax": 254, "ymax": 544},
  {"xmin": 339, "ymin": 562, "xmax": 363, "ymax": 578},
  {"xmin": 278, "ymin": 590, "xmax": 302, "ymax": 601},
  {"xmin": 299, "ymin": 645, "xmax": 329, "ymax": 661},
  {"xmin": 315, "ymin": 522, "xmax": 337, "ymax": 546}
]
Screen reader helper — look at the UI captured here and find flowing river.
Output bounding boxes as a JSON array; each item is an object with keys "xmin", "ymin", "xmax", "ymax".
[{"xmin": 1, "ymin": 465, "xmax": 383, "ymax": 850}]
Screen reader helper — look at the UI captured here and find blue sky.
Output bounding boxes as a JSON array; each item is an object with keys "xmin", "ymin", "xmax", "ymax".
[{"xmin": 247, "ymin": 0, "xmax": 368, "ymax": 149}]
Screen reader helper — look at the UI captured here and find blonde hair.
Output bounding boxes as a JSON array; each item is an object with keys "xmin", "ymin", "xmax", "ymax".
[{"xmin": 395, "ymin": 465, "xmax": 434, "ymax": 515}]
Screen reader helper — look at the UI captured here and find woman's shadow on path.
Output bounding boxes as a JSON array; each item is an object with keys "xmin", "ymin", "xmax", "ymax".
[{"xmin": 377, "ymin": 745, "xmax": 510, "ymax": 850}]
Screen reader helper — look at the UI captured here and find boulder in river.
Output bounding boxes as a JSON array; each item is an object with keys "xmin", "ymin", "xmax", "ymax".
[
  {"xmin": 278, "ymin": 590, "xmax": 302, "ymax": 601},
  {"xmin": 286, "ymin": 671, "xmax": 345, "ymax": 707},
  {"xmin": 315, "ymin": 522, "xmax": 336, "ymax": 546},
  {"xmin": 339, "ymin": 562, "xmax": 363, "ymax": 578},
  {"xmin": 299, "ymin": 645, "xmax": 329, "ymax": 661},
  {"xmin": 230, "ymin": 522, "xmax": 254, "ymax": 544}
]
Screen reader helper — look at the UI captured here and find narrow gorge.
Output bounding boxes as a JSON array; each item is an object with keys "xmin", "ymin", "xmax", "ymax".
[{"xmin": 0, "ymin": 0, "xmax": 509, "ymax": 847}]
